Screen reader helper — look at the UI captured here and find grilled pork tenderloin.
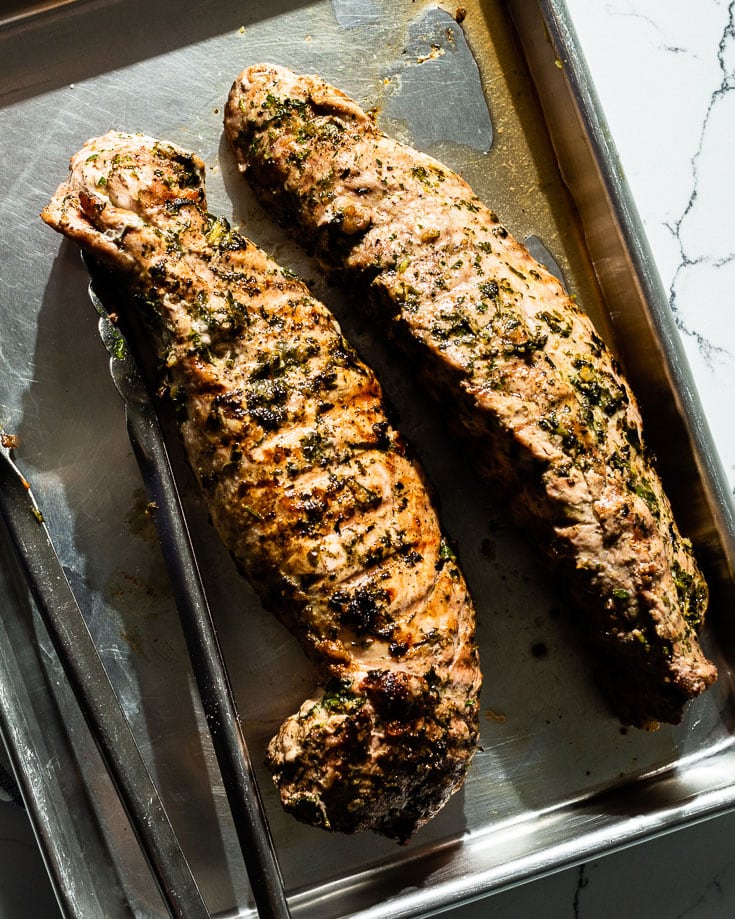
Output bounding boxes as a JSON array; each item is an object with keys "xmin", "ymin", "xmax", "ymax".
[
  {"xmin": 224, "ymin": 64, "xmax": 716, "ymax": 729},
  {"xmin": 42, "ymin": 131, "xmax": 481, "ymax": 842}
]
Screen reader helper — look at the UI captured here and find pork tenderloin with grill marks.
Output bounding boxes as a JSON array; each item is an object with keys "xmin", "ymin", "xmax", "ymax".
[
  {"xmin": 41, "ymin": 131, "xmax": 482, "ymax": 842},
  {"xmin": 224, "ymin": 64, "xmax": 717, "ymax": 729}
]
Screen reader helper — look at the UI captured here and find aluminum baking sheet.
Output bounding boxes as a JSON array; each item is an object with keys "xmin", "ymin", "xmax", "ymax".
[{"xmin": 2, "ymin": 1, "xmax": 735, "ymax": 916}]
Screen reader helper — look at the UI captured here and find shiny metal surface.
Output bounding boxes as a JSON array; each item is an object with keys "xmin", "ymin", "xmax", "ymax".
[
  {"xmin": 0, "ymin": 0, "xmax": 89, "ymax": 32},
  {"xmin": 1, "ymin": 1, "xmax": 734, "ymax": 917}
]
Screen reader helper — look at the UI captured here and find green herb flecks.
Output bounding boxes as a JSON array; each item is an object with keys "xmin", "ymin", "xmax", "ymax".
[{"xmin": 320, "ymin": 677, "xmax": 364, "ymax": 714}]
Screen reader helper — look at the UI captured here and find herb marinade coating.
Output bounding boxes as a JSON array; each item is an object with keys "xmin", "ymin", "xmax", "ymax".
[
  {"xmin": 41, "ymin": 131, "xmax": 481, "ymax": 842},
  {"xmin": 225, "ymin": 64, "xmax": 716, "ymax": 728}
]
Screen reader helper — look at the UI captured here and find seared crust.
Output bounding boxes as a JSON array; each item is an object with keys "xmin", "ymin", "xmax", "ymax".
[
  {"xmin": 225, "ymin": 64, "xmax": 717, "ymax": 728},
  {"xmin": 41, "ymin": 131, "xmax": 481, "ymax": 841}
]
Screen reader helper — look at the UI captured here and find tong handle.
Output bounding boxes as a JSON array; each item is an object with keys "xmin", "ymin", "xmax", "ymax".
[{"xmin": 0, "ymin": 441, "xmax": 209, "ymax": 919}]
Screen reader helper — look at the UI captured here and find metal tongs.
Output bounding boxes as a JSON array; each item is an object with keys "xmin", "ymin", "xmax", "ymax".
[
  {"xmin": 0, "ymin": 257, "xmax": 291, "ymax": 918},
  {"xmin": 0, "ymin": 433, "xmax": 209, "ymax": 917}
]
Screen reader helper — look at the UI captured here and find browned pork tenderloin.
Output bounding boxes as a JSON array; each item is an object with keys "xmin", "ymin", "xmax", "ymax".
[
  {"xmin": 41, "ymin": 131, "xmax": 481, "ymax": 842},
  {"xmin": 224, "ymin": 64, "xmax": 717, "ymax": 729}
]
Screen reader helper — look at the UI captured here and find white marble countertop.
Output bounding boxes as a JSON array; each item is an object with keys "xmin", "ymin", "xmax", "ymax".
[{"xmin": 0, "ymin": 1, "xmax": 733, "ymax": 917}]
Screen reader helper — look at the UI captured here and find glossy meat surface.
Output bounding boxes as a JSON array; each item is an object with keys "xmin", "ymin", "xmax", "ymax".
[
  {"xmin": 225, "ymin": 64, "xmax": 717, "ymax": 728},
  {"xmin": 42, "ymin": 131, "xmax": 481, "ymax": 841}
]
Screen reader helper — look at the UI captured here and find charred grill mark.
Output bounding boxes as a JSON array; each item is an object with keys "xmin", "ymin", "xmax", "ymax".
[
  {"xmin": 328, "ymin": 584, "xmax": 393, "ymax": 638},
  {"xmin": 361, "ymin": 669, "xmax": 425, "ymax": 723}
]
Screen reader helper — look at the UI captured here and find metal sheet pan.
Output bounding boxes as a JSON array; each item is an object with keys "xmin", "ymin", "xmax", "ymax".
[{"xmin": 1, "ymin": 1, "xmax": 734, "ymax": 916}]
